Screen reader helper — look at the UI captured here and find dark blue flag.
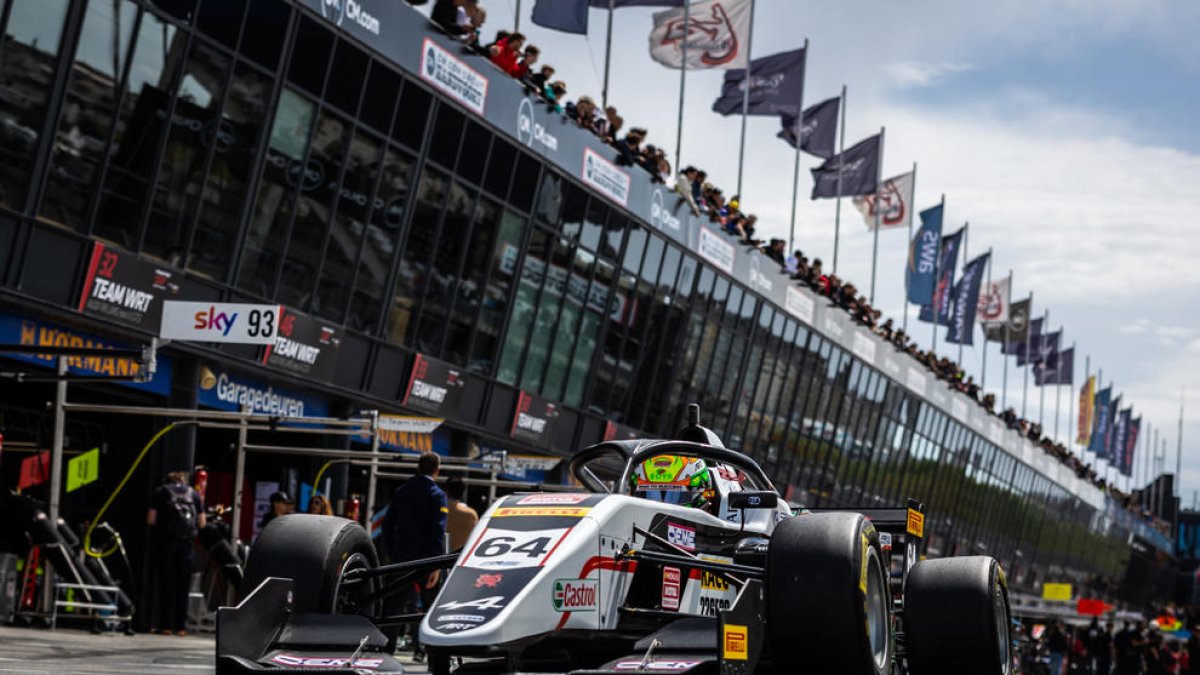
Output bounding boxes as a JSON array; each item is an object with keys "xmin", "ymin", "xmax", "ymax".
[
  {"xmin": 778, "ymin": 96, "xmax": 839, "ymax": 158},
  {"xmin": 1014, "ymin": 317, "xmax": 1044, "ymax": 366},
  {"xmin": 1030, "ymin": 331, "xmax": 1061, "ymax": 381},
  {"xmin": 713, "ymin": 48, "xmax": 806, "ymax": 116},
  {"xmin": 945, "ymin": 252, "xmax": 990, "ymax": 345},
  {"xmin": 1111, "ymin": 406, "xmax": 1131, "ymax": 472},
  {"xmin": 533, "ymin": 0, "xmax": 589, "ymax": 34},
  {"xmin": 1088, "ymin": 387, "xmax": 1112, "ymax": 457},
  {"xmin": 810, "ymin": 134, "xmax": 880, "ymax": 199},
  {"xmin": 906, "ymin": 204, "xmax": 943, "ymax": 305},
  {"xmin": 1104, "ymin": 394, "xmax": 1122, "ymax": 461},
  {"xmin": 1123, "ymin": 416, "xmax": 1141, "ymax": 476},
  {"xmin": 1035, "ymin": 347, "xmax": 1073, "ymax": 386},
  {"xmin": 918, "ymin": 227, "xmax": 965, "ymax": 325}
]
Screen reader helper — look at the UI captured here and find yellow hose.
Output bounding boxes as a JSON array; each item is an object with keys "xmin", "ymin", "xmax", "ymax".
[{"xmin": 83, "ymin": 421, "xmax": 189, "ymax": 559}]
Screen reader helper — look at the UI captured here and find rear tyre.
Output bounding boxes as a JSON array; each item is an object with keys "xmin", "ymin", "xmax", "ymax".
[
  {"xmin": 242, "ymin": 514, "xmax": 378, "ymax": 614},
  {"xmin": 766, "ymin": 512, "xmax": 892, "ymax": 675},
  {"xmin": 903, "ymin": 556, "xmax": 1012, "ymax": 675}
]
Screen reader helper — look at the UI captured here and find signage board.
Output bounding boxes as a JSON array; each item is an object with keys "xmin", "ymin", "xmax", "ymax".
[
  {"xmin": 198, "ymin": 367, "xmax": 329, "ymax": 418},
  {"xmin": 510, "ymin": 390, "xmax": 560, "ymax": 446},
  {"xmin": 402, "ymin": 354, "xmax": 467, "ymax": 416},
  {"xmin": 66, "ymin": 447, "xmax": 100, "ymax": 492},
  {"xmin": 0, "ymin": 312, "xmax": 172, "ymax": 396},
  {"xmin": 18, "ymin": 451, "xmax": 50, "ymax": 491},
  {"xmin": 77, "ymin": 243, "xmax": 190, "ymax": 330},
  {"xmin": 161, "ymin": 301, "xmax": 281, "ymax": 344},
  {"xmin": 1042, "ymin": 583, "xmax": 1073, "ymax": 601},
  {"xmin": 262, "ymin": 307, "xmax": 341, "ymax": 380}
]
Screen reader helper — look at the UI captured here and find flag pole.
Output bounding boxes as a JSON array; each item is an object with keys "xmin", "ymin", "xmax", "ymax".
[
  {"xmin": 868, "ymin": 126, "xmax": 885, "ymax": 304},
  {"xmin": 1001, "ymin": 270, "xmax": 1012, "ymax": 411},
  {"xmin": 957, "ymin": 222, "xmax": 969, "ymax": 366},
  {"xmin": 981, "ymin": 248, "xmax": 992, "ymax": 392},
  {"xmin": 672, "ymin": 0, "xmax": 690, "ymax": 175},
  {"xmin": 832, "ymin": 84, "xmax": 847, "ymax": 274},
  {"xmin": 734, "ymin": 0, "xmax": 758, "ymax": 201},
  {"xmin": 902, "ymin": 161, "xmax": 916, "ymax": 335},
  {"xmin": 786, "ymin": 38, "xmax": 809, "ymax": 255},
  {"xmin": 601, "ymin": 0, "xmax": 615, "ymax": 109},
  {"xmin": 1037, "ymin": 309, "xmax": 1048, "ymax": 428},
  {"xmin": 1178, "ymin": 389, "xmax": 1185, "ymax": 498},
  {"xmin": 1054, "ymin": 348, "xmax": 1062, "ymax": 442},
  {"xmin": 515, "ymin": 0, "xmax": 521, "ymax": 31},
  {"xmin": 1021, "ymin": 292, "xmax": 1033, "ymax": 418},
  {"xmin": 930, "ymin": 194, "xmax": 944, "ymax": 354}
]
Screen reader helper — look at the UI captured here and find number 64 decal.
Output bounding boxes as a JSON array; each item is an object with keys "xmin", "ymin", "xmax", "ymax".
[{"xmin": 462, "ymin": 528, "xmax": 569, "ymax": 569}]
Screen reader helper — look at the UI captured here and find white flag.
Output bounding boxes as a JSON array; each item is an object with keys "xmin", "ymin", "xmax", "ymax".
[
  {"xmin": 977, "ymin": 276, "xmax": 1010, "ymax": 324},
  {"xmin": 648, "ymin": 0, "xmax": 753, "ymax": 70},
  {"xmin": 852, "ymin": 171, "xmax": 915, "ymax": 231}
]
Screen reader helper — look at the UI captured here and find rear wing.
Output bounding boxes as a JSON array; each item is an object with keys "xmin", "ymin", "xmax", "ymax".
[{"xmin": 806, "ymin": 498, "xmax": 926, "ymax": 588}]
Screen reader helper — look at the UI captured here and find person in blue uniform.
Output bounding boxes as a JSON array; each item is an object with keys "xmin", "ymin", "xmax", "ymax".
[{"xmin": 383, "ymin": 452, "xmax": 447, "ymax": 659}]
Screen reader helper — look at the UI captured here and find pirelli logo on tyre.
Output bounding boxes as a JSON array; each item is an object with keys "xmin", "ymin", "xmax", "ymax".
[
  {"xmin": 492, "ymin": 507, "xmax": 591, "ymax": 518},
  {"xmin": 723, "ymin": 624, "xmax": 748, "ymax": 660},
  {"xmin": 906, "ymin": 508, "xmax": 925, "ymax": 538}
]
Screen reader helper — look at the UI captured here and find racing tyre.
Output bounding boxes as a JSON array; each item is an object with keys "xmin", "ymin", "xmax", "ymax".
[
  {"xmin": 243, "ymin": 514, "xmax": 378, "ymax": 614},
  {"xmin": 903, "ymin": 556, "xmax": 1012, "ymax": 675},
  {"xmin": 766, "ymin": 512, "xmax": 892, "ymax": 675}
]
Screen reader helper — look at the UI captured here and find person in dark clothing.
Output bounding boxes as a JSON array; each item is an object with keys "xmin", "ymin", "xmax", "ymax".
[
  {"xmin": 1090, "ymin": 620, "xmax": 1114, "ymax": 675},
  {"xmin": 1047, "ymin": 621, "xmax": 1068, "ymax": 675},
  {"xmin": 1115, "ymin": 621, "xmax": 1138, "ymax": 674},
  {"xmin": 147, "ymin": 471, "xmax": 205, "ymax": 635},
  {"xmin": 259, "ymin": 490, "xmax": 293, "ymax": 531},
  {"xmin": 1188, "ymin": 628, "xmax": 1200, "ymax": 675},
  {"xmin": 383, "ymin": 452, "xmax": 447, "ymax": 658}
]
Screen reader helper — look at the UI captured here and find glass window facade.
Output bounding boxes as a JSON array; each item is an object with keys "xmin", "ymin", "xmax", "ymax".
[{"xmin": 0, "ymin": 0, "xmax": 1168, "ymax": 602}]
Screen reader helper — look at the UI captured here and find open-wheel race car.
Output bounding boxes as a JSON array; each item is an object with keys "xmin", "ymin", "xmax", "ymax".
[{"xmin": 217, "ymin": 406, "xmax": 1012, "ymax": 674}]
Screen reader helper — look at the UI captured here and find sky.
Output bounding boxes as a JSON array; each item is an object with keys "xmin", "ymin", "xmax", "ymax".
[{"xmin": 418, "ymin": 0, "xmax": 1200, "ymax": 503}]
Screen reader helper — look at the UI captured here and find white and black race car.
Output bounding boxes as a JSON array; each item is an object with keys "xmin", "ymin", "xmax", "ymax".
[{"xmin": 217, "ymin": 405, "xmax": 1012, "ymax": 675}]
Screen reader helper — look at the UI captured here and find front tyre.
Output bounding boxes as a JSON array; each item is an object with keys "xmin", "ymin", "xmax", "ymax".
[
  {"xmin": 903, "ymin": 556, "xmax": 1012, "ymax": 675},
  {"xmin": 766, "ymin": 512, "xmax": 893, "ymax": 675},
  {"xmin": 242, "ymin": 514, "xmax": 379, "ymax": 614}
]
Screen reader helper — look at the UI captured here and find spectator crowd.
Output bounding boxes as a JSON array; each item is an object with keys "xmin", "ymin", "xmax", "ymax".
[{"xmin": 420, "ymin": 0, "xmax": 1157, "ymax": 529}]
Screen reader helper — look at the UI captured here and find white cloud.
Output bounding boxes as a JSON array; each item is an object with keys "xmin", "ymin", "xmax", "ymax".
[{"xmin": 886, "ymin": 62, "xmax": 974, "ymax": 89}]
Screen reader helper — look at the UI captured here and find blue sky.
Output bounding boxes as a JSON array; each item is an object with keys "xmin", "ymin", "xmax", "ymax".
[{"xmin": 420, "ymin": 0, "xmax": 1200, "ymax": 498}]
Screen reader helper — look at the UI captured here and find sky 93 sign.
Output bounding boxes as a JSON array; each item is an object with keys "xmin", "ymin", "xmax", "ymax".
[{"xmin": 160, "ymin": 301, "xmax": 281, "ymax": 344}]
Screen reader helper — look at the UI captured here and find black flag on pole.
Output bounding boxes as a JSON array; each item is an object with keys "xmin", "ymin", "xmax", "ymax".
[
  {"xmin": 810, "ymin": 134, "xmax": 880, "ymax": 199},
  {"xmin": 1035, "ymin": 346, "xmax": 1073, "ymax": 386},
  {"xmin": 712, "ymin": 48, "xmax": 806, "ymax": 116},
  {"xmin": 945, "ymin": 252, "xmax": 990, "ymax": 345},
  {"xmin": 778, "ymin": 96, "xmax": 839, "ymax": 158}
]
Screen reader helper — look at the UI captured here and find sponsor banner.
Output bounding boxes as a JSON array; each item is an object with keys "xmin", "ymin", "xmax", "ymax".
[
  {"xmin": 581, "ymin": 147, "xmax": 631, "ymax": 206},
  {"xmin": 516, "ymin": 97, "xmax": 559, "ymax": 154},
  {"xmin": 403, "ymin": 354, "xmax": 467, "ymax": 417},
  {"xmin": 853, "ymin": 171, "xmax": 915, "ymax": 231},
  {"xmin": 419, "ymin": 37, "xmax": 487, "ymax": 115},
  {"xmin": 723, "ymin": 624, "xmax": 748, "ymax": 660},
  {"xmin": 379, "ymin": 415, "xmax": 443, "ymax": 434},
  {"xmin": 262, "ymin": 307, "xmax": 341, "ymax": 380},
  {"xmin": 317, "ymin": 0, "xmax": 382, "ymax": 35},
  {"xmin": 613, "ymin": 660, "xmax": 702, "ymax": 671},
  {"xmin": 77, "ymin": 243, "xmax": 189, "ymax": 330},
  {"xmin": 161, "ymin": 301, "xmax": 281, "ymax": 344},
  {"xmin": 852, "ymin": 331, "xmax": 876, "ymax": 364},
  {"xmin": 499, "ymin": 453, "xmax": 563, "ymax": 482},
  {"xmin": 492, "ymin": 507, "xmax": 589, "ymax": 518},
  {"xmin": 198, "ymin": 367, "xmax": 330, "ymax": 418},
  {"xmin": 511, "ymin": 390, "xmax": 561, "ymax": 445},
  {"xmin": 517, "ymin": 494, "xmax": 588, "ymax": 505},
  {"xmin": 552, "ymin": 578, "xmax": 598, "ymax": 612},
  {"xmin": 666, "ymin": 523, "xmax": 696, "ymax": 551},
  {"xmin": 661, "ymin": 567, "xmax": 681, "ymax": 610},
  {"xmin": 784, "ymin": 286, "xmax": 814, "ymax": 324},
  {"xmin": 696, "ymin": 226, "xmax": 735, "ymax": 275},
  {"xmin": 649, "ymin": 187, "xmax": 684, "ymax": 232},
  {"xmin": 0, "ymin": 312, "xmax": 172, "ymax": 396}
]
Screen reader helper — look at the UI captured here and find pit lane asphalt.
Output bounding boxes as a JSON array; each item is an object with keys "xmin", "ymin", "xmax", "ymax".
[{"xmin": 0, "ymin": 624, "xmax": 430, "ymax": 674}]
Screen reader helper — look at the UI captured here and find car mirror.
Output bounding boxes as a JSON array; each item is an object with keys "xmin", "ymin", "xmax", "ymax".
[{"xmin": 727, "ymin": 491, "xmax": 778, "ymax": 511}]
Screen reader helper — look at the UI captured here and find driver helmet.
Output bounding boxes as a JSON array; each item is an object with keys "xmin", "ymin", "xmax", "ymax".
[{"xmin": 630, "ymin": 455, "xmax": 714, "ymax": 510}]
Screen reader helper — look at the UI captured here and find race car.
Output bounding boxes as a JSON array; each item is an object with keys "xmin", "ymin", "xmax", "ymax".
[{"xmin": 217, "ymin": 405, "xmax": 1012, "ymax": 674}]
